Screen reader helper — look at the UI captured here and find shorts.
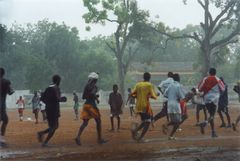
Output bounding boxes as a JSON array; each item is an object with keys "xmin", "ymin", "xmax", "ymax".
[
  {"xmin": 32, "ymin": 108, "xmax": 39, "ymax": 114},
  {"xmin": 168, "ymin": 113, "xmax": 182, "ymax": 123},
  {"xmin": 180, "ymin": 100, "xmax": 187, "ymax": 116},
  {"xmin": 217, "ymin": 106, "xmax": 228, "ymax": 113},
  {"xmin": 139, "ymin": 112, "xmax": 151, "ymax": 122},
  {"xmin": 206, "ymin": 102, "xmax": 216, "ymax": 116},
  {"xmin": 47, "ymin": 117, "xmax": 59, "ymax": 129},
  {"xmin": 81, "ymin": 104, "xmax": 100, "ymax": 120},
  {"xmin": 18, "ymin": 108, "xmax": 24, "ymax": 114},
  {"xmin": 196, "ymin": 104, "xmax": 206, "ymax": 111}
]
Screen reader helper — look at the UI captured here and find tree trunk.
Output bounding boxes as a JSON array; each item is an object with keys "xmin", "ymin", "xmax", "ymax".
[
  {"xmin": 200, "ymin": 43, "xmax": 211, "ymax": 77},
  {"xmin": 117, "ymin": 57, "xmax": 126, "ymax": 101}
]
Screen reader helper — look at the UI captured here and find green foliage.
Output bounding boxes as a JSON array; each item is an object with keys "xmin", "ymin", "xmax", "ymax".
[{"xmin": 0, "ymin": 20, "xmax": 116, "ymax": 92}]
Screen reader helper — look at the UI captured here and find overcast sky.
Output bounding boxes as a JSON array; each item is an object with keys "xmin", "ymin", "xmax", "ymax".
[{"xmin": 0, "ymin": 0, "xmax": 220, "ymax": 39}]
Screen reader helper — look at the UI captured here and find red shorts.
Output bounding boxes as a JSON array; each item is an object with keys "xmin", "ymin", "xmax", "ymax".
[
  {"xmin": 18, "ymin": 108, "xmax": 24, "ymax": 114},
  {"xmin": 180, "ymin": 100, "xmax": 187, "ymax": 116}
]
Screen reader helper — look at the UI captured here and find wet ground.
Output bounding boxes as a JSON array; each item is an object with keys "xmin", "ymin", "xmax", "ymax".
[{"xmin": 1, "ymin": 106, "xmax": 240, "ymax": 161}]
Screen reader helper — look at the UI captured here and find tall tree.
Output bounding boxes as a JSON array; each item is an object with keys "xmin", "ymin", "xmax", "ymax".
[
  {"xmin": 82, "ymin": 0, "xmax": 150, "ymax": 98},
  {"xmin": 153, "ymin": 0, "xmax": 240, "ymax": 76}
]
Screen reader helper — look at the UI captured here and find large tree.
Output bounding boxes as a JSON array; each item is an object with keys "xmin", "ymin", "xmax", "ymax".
[
  {"xmin": 82, "ymin": 0, "xmax": 150, "ymax": 98},
  {"xmin": 153, "ymin": 0, "xmax": 240, "ymax": 76}
]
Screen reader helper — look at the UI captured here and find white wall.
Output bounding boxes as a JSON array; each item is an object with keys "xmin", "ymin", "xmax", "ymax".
[{"xmin": 6, "ymin": 90, "xmax": 30, "ymax": 109}]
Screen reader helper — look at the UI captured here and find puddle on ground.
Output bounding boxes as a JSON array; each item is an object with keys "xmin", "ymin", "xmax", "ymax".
[{"xmin": 0, "ymin": 151, "xmax": 29, "ymax": 159}]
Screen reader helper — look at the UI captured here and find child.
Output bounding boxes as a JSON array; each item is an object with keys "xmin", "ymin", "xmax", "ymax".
[
  {"xmin": 126, "ymin": 88, "xmax": 135, "ymax": 117},
  {"xmin": 191, "ymin": 88, "xmax": 207, "ymax": 126},
  {"xmin": 108, "ymin": 84, "xmax": 123, "ymax": 132},
  {"xmin": 16, "ymin": 96, "xmax": 25, "ymax": 121},
  {"xmin": 31, "ymin": 91, "xmax": 40, "ymax": 124},
  {"xmin": 73, "ymin": 92, "xmax": 80, "ymax": 120}
]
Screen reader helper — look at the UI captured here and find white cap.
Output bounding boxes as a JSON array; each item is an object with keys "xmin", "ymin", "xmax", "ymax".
[{"xmin": 88, "ymin": 72, "xmax": 99, "ymax": 79}]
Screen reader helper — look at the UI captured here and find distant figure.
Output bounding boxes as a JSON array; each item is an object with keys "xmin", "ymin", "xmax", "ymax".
[
  {"xmin": 153, "ymin": 72, "xmax": 174, "ymax": 123},
  {"xmin": 217, "ymin": 77, "xmax": 231, "ymax": 128},
  {"xmin": 191, "ymin": 88, "xmax": 207, "ymax": 126},
  {"xmin": 131, "ymin": 72, "xmax": 158, "ymax": 142},
  {"xmin": 31, "ymin": 91, "xmax": 40, "ymax": 124},
  {"xmin": 0, "ymin": 67, "xmax": 14, "ymax": 147},
  {"xmin": 162, "ymin": 73, "xmax": 185, "ymax": 140},
  {"xmin": 75, "ymin": 72, "xmax": 107, "ymax": 146},
  {"xmin": 232, "ymin": 80, "xmax": 240, "ymax": 131},
  {"xmin": 39, "ymin": 100, "xmax": 47, "ymax": 122},
  {"xmin": 16, "ymin": 96, "xmax": 25, "ymax": 121},
  {"xmin": 108, "ymin": 84, "xmax": 123, "ymax": 132},
  {"xmin": 73, "ymin": 92, "xmax": 80, "ymax": 120},
  {"xmin": 126, "ymin": 88, "xmax": 135, "ymax": 117},
  {"xmin": 39, "ymin": 90, "xmax": 47, "ymax": 122},
  {"xmin": 37, "ymin": 75, "xmax": 67, "ymax": 147},
  {"xmin": 198, "ymin": 68, "xmax": 225, "ymax": 138}
]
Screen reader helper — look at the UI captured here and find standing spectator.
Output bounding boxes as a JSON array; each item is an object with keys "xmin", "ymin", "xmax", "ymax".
[
  {"xmin": 16, "ymin": 96, "xmax": 25, "ymax": 121},
  {"xmin": 126, "ymin": 88, "xmax": 135, "ymax": 117},
  {"xmin": 0, "ymin": 67, "xmax": 14, "ymax": 147},
  {"xmin": 108, "ymin": 84, "xmax": 123, "ymax": 132},
  {"xmin": 31, "ymin": 91, "xmax": 40, "ymax": 124},
  {"xmin": 198, "ymin": 68, "xmax": 225, "ymax": 138}
]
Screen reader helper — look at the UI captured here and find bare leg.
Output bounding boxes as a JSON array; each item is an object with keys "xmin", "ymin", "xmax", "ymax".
[
  {"xmin": 203, "ymin": 107, "xmax": 208, "ymax": 121},
  {"xmin": 196, "ymin": 106, "xmax": 200, "ymax": 124},
  {"xmin": 224, "ymin": 111, "xmax": 231, "ymax": 126},
  {"xmin": 137, "ymin": 122, "xmax": 150, "ymax": 141},
  {"xmin": 218, "ymin": 111, "xmax": 226, "ymax": 127},
  {"xmin": 169, "ymin": 123, "xmax": 180, "ymax": 137},
  {"xmin": 75, "ymin": 119, "xmax": 89, "ymax": 145},
  {"xmin": 117, "ymin": 116, "xmax": 120, "ymax": 130},
  {"xmin": 110, "ymin": 116, "xmax": 114, "ymax": 130}
]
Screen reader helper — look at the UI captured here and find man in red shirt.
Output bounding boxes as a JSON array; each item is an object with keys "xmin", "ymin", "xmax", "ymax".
[{"xmin": 198, "ymin": 68, "xmax": 225, "ymax": 137}]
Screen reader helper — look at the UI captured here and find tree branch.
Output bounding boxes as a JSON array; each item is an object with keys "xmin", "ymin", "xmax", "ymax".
[
  {"xmin": 197, "ymin": 0, "xmax": 205, "ymax": 9},
  {"xmin": 211, "ymin": 25, "xmax": 240, "ymax": 49},
  {"xmin": 105, "ymin": 41, "xmax": 116, "ymax": 54},
  {"xmin": 211, "ymin": 1, "xmax": 235, "ymax": 29},
  {"xmin": 151, "ymin": 26, "xmax": 202, "ymax": 44},
  {"xmin": 210, "ymin": 5, "xmax": 235, "ymax": 38}
]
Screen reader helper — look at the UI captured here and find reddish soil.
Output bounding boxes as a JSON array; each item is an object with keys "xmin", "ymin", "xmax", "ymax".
[{"xmin": 1, "ymin": 105, "xmax": 240, "ymax": 161}]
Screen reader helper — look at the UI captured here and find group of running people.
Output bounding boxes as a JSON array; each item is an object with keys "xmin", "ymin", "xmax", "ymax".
[{"xmin": 0, "ymin": 67, "xmax": 240, "ymax": 148}]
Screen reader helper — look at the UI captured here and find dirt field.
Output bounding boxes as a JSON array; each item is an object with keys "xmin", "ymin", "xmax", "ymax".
[{"xmin": 1, "ymin": 104, "xmax": 240, "ymax": 161}]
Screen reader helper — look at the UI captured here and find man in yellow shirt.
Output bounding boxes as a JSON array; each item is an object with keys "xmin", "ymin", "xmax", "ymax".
[{"xmin": 131, "ymin": 72, "xmax": 157, "ymax": 142}]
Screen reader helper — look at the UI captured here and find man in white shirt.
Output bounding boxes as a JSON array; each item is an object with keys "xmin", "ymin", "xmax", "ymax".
[{"xmin": 153, "ymin": 72, "xmax": 174, "ymax": 122}]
